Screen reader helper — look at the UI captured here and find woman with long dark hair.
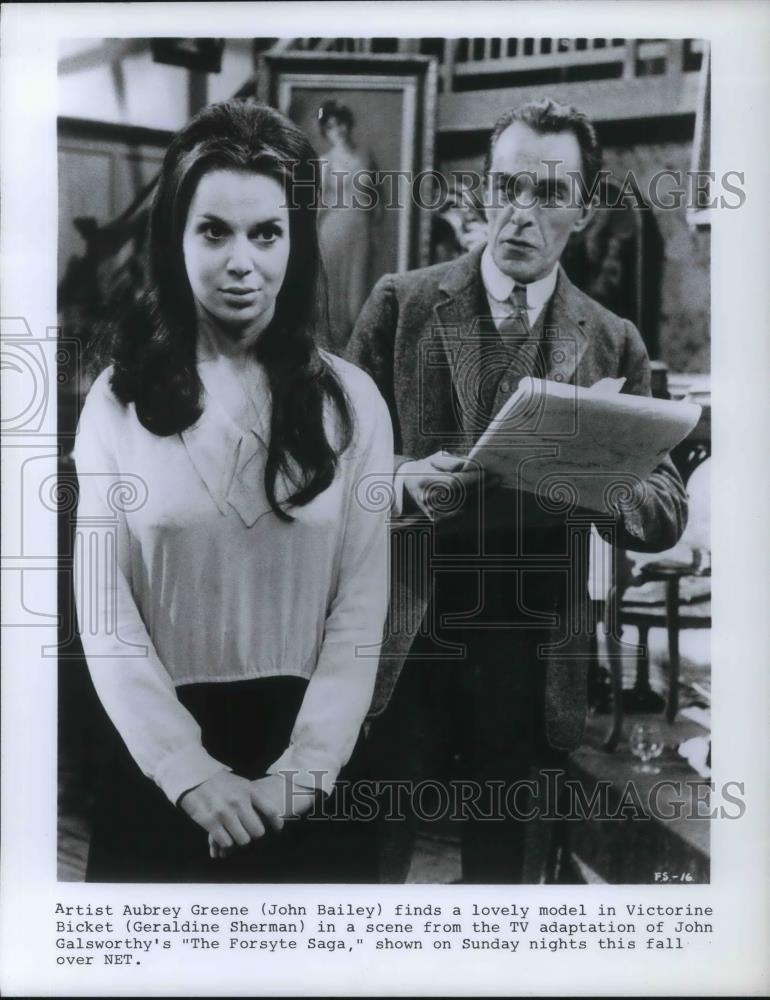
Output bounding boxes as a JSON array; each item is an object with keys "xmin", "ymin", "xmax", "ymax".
[{"xmin": 73, "ymin": 99, "xmax": 393, "ymax": 882}]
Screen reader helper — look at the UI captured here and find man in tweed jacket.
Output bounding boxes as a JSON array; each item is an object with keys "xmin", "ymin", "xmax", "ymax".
[{"xmin": 348, "ymin": 99, "xmax": 687, "ymax": 882}]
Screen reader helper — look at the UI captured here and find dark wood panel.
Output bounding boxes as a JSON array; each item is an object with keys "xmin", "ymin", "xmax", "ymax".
[
  {"xmin": 57, "ymin": 128, "xmax": 167, "ymax": 285},
  {"xmin": 440, "ymin": 74, "xmax": 701, "ymax": 132}
]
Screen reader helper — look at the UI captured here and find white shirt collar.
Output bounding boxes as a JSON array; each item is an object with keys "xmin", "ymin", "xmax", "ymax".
[
  {"xmin": 180, "ymin": 357, "xmax": 276, "ymax": 528},
  {"xmin": 480, "ymin": 244, "xmax": 559, "ymax": 322}
]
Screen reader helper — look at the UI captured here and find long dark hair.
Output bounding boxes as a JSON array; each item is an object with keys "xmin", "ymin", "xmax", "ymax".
[{"xmin": 108, "ymin": 99, "xmax": 353, "ymax": 521}]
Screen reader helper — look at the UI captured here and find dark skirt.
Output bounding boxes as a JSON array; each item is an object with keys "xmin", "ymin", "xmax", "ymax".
[{"xmin": 86, "ymin": 676, "xmax": 377, "ymax": 883}]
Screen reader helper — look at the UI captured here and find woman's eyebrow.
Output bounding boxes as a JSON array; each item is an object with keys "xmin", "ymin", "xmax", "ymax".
[{"xmin": 195, "ymin": 212, "xmax": 285, "ymax": 226}]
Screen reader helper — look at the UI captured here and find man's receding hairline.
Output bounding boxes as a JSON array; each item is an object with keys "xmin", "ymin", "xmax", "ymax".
[
  {"xmin": 489, "ymin": 122, "xmax": 586, "ymax": 170},
  {"xmin": 484, "ymin": 99, "xmax": 602, "ymax": 190}
]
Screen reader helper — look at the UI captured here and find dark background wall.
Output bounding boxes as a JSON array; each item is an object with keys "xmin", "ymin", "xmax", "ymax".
[{"xmin": 603, "ymin": 138, "xmax": 710, "ymax": 374}]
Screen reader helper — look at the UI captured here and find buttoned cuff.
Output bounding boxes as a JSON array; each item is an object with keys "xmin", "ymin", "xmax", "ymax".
[{"xmin": 154, "ymin": 744, "xmax": 233, "ymax": 806}]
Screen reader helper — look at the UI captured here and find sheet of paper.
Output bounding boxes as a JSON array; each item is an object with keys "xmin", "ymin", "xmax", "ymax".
[{"xmin": 469, "ymin": 377, "xmax": 702, "ymax": 513}]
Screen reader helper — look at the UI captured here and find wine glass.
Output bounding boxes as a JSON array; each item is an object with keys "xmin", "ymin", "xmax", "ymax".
[{"xmin": 629, "ymin": 722, "xmax": 664, "ymax": 774}]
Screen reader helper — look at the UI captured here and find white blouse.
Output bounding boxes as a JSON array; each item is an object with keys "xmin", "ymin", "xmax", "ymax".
[{"xmin": 72, "ymin": 352, "xmax": 393, "ymax": 805}]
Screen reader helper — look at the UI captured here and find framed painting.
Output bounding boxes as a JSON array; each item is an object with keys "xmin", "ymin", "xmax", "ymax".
[{"xmin": 257, "ymin": 52, "xmax": 438, "ymax": 299}]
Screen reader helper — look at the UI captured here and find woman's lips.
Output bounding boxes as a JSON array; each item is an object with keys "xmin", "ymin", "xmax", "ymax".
[{"xmin": 220, "ymin": 287, "xmax": 260, "ymax": 309}]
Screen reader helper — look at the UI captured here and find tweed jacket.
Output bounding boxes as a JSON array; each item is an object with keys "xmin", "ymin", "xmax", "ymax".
[{"xmin": 349, "ymin": 245, "xmax": 688, "ymax": 749}]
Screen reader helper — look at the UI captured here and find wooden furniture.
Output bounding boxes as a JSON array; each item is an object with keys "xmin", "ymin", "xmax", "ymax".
[{"xmin": 601, "ymin": 387, "xmax": 710, "ymax": 752}]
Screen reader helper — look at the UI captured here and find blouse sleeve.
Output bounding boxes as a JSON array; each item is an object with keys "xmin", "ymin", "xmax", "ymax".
[
  {"xmin": 266, "ymin": 376, "xmax": 394, "ymax": 794},
  {"xmin": 72, "ymin": 374, "xmax": 231, "ymax": 805}
]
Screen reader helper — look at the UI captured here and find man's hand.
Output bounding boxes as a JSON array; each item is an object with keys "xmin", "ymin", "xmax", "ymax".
[
  {"xmin": 399, "ymin": 451, "xmax": 492, "ymax": 520},
  {"xmin": 178, "ymin": 771, "xmax": 274, "ymax": 852}
]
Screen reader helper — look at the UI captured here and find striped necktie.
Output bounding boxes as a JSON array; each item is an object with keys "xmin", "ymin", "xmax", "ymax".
[
  {"xmin": 498, "ymin": 283, "xmax": 531, "ymax": 347},
  {"xmin": 493, "ymin": 283, "xmax": 541, "ymax": 397}
]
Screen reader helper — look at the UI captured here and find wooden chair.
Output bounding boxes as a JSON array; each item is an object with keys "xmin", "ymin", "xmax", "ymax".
[{"xmin": 600, "ymin": 455, "xmax": 711, "ymax": 751}]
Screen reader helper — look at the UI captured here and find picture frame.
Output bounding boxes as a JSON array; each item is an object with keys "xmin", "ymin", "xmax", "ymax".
[
  {"xmin": 150, "ymin": 37, "xmax": 225, "ymax": 73},
  {"xmin": 256, "ymin": 51, "xmax": 438, "ymax": 277}
]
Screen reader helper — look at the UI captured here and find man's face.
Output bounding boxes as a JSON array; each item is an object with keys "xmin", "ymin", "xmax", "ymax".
[{"xmin": 485, "ymin": 121, "xmax": 593, "ymax": 283}]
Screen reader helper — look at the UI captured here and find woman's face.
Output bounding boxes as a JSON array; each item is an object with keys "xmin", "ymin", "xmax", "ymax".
[
  {"xmin": 323, "ymin": 116, "xmax": 350, "ymax": 147},
  {"xmin": 182, "ymin": 168, "xmax": 290, "ymax": 344}
]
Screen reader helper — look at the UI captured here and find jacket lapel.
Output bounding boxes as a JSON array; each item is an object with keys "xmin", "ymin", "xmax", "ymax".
[
  {"xmin": 543, "ymin": 268, "xmax": 591, "ymax": 385},
  {"xmin": 431, "ymin": 252, "xmax": 593, "ymax": 441},
  {"xmin": 433, "ymin": 246, "xmax": 499, "ymax": 440}
]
